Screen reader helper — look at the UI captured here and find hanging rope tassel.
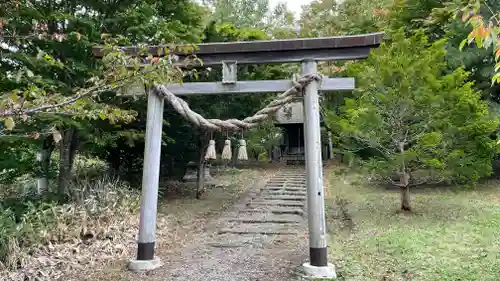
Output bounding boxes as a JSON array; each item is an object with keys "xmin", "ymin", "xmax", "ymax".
[
  {"xmin": 222, "ymin": 139, "xmax": 232, "ymax": 160},
  {"xmin": 205, "ymin": 139, "xmax": 217, "ymax": 160},
  {"xmin": 237, "ymin": 139, "xmax": 248, "ymax": 161}
]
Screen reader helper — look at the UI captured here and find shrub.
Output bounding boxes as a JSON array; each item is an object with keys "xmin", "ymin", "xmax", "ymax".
[{"xmin": 328, "ymin": 30, "xmax": 499, "ymax": 211}]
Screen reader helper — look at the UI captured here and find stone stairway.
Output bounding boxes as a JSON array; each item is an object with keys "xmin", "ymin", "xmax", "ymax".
[
  {"xmin": 159, "ymin": 169, "xmax": 309, "ymax": 281},
  {"xmin": 214, "ymin": 169, "xmax": 307, "ymax": 239}
]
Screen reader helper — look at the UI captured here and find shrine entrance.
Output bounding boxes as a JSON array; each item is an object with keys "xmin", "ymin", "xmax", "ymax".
[
  {"xmin": 93, "ymin": 32, "xmax": 383, "ymax": 279},
  {"xmin": 275, "ymin": 100, "xmax": 330, "ymax": 165}
]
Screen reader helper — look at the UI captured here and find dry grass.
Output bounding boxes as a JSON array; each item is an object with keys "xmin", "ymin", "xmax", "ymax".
[
  {"xmin": 323, "ymin": 166, "xmax": 500, "ymax": 281},
  {"xmin": 0, "ymin": 175, "xmax": 141, "ymax": 281},
  {"xmin": 0, "ymin": 167, "xmax": 273, "ymax": 281},
  {"xmin": 59, "ymin": 167, "xmax": 275, "ymax": 281}
]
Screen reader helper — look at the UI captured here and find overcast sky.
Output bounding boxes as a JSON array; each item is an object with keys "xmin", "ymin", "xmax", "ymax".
[{"xmin": 268, "ymin": 0, "xmax": 313, "ymax": 15}]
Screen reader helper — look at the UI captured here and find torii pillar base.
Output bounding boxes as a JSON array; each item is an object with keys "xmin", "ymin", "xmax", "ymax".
[
  {"xmin": 128, "ymin": 257, "xmax": 163, "ymax": 272},
  {"xmin": 302, "ymin": 262, "xmax": 336, "ymax": 279}
]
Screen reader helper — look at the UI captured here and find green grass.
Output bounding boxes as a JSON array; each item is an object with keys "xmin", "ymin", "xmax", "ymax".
[{"xmin": 325, "ymin": 169, "xmax": 500, "ymax": 281}]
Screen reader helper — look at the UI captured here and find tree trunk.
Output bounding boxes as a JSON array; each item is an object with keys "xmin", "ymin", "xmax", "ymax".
[
  {"xmin": 57, "ymin": 128, "xmax": 78, "ymax": 195},
  {"xmin": 196, "ymin": 131, "xmax": 209, "ymax": 199},
  {"xmin": 196, "ymin": 158, "xmax": 205, "ymax": 199},
  {"xmin": 400, "ymin": 185, "xmax": 411, "ymax": 212},
  {"xmin": 36, "ymin": 135, "xmax": 55, "ymax": 194},
  {"xmin": 252, "ymin": 149, "xmax": 259, "ymax": 161},
  {"xmin": 231, "ymin": 141, "xmax": 238, "ymax": 168},
  {"xmin": 106, "ymin": 147, "xmax": 122, "ymax": 175},
  {"xmin": 268, "ymin": 145, "xmax": 274, "ymax": 163},
  {"xmin": 399, "ymin": 171, "xmax": 411, "ymax": 211},
  {"xmin": 327, "ymin": 131, "xmax": 334, "ymax": 160},
  {"xmin": 398, "ymin": 141, "xmax": 411, "ymax": 212}
]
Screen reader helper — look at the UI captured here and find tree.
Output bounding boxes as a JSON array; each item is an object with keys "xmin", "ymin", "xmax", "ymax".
[
  {"xmin": 202, "ymin": 0, "xmax": 299, "ymax": 39},
  {"xmin": 266, "ymin": 2, "xmax": 297, "ymax": 39},
  {"xmin": 79, "ymin": 0, "xmax": 207, "ymax": 184},
  {"xmin": 0, "ymin": 0, "xmax": 207, "ymax": 194},
  {"xmin": 204, "ymin": 0, "xmax": 270, "ymax": 28},
  {"xmin": 386, "ymin": 0, "xmax": 500, "ymax": 99},
  {"xmin": 298, "ymin": 0, "xmax": 392, "ymax": 37},
  {"xmin": 0, "ymin": 0, "xmax": 134, "ymax": 193},
  {"xmin": 298, "ymin": 0, "xmax": 339, "ymax": 37},
  {"xmin": 327, "ymin": 30, "xmax": 498, "ymax": 211},
  {"xmin": 443, "ymin": 0, "xmax": 500, "ymax": 84}
]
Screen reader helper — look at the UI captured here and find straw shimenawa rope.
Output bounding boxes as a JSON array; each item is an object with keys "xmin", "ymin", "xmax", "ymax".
[{"xmin": 152, "ymin": 73, "xmax": 322, "ymax": 131}]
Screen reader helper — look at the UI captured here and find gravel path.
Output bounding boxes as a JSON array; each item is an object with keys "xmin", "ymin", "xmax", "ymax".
[{"xmin": 136, "ymin": 168, "xmax": 309, "ymax": 281}]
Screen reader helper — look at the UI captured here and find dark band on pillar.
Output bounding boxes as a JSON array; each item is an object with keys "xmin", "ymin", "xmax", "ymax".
[
  {"xmin": 309, "ymin": 247, "xmax": 328, "ymax": 266},
  {"xmin": 137, "ymin": 242, "xmax": 155, "ymax": 260}
]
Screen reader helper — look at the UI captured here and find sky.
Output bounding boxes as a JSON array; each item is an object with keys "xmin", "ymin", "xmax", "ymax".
[{"xmin": 268, "ymin": 0, "xmax": 313, "ymax": 16}]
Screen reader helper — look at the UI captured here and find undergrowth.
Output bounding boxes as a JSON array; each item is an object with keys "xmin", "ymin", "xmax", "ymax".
[{"xmin": 0, "ymin": 173, "xmax": 140, "ymax": 271}]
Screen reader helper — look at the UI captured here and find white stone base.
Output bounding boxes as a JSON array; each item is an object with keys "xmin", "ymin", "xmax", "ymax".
[
  {"xmin": 128, "ymin": 257, "xmax": 163, "ymax": 272},
  {"xmin": 302, "ymin": 262, "xmax": 337, "ymax": 279}
]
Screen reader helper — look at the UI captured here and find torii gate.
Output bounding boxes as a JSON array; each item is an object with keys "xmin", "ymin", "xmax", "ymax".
[{"xmin": 93, "ymin": 32, "xmax": 383, "ymax": 279}]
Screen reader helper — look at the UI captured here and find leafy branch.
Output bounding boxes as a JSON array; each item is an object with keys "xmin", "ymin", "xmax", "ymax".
[
  {"xmin": 444, "ymin": 0, "xmax": 500, "ymax": 84},
  {"xmin": 0, "ymin": 38, "xmax": 185, "ymax": 131}
]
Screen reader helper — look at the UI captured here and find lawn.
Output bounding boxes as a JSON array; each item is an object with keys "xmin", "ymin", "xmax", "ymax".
[{"xmin": 324, "ymin": 166, "xmax": 500, "ymax": 281}]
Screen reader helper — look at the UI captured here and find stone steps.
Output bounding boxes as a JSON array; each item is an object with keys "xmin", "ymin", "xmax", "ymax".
[
  {"xmin": 267, "ymin": 178, "xmax": 305, "ymax": 182},
  {"xmin": 212, "ymin": 170, "xmax": 307, "ymax": 241},
  {"xmin": 206, "ymin": 233, "xmax": 291, "ymax": 248},
  {"xmin": 219, "ymin": 223, "xmax": 302, "ymax": 235},
  {"xmin": 241, "ymin": 207, "xmax": 304, "ymax": 216},
  {"xmin": 263, "ymin": 187, "xmax": 305, "ymax": 192},
  {"xmin": 267, "ymin": 181, "xmax": 305, "ymax": 185},
  {"xmin": 226, "ymin": 216, "xmax": 302, "ymax": 224},
  {"xmin": 263, "ymin": 191, "xmax": 306, "ymax": 197},
  {"xmin": 260, "ymin": 195, "xmax": 305, "ymax": 201},
  {"xmin": 248, "ymin": 200, "xmax": 305, "ymax": 208}
]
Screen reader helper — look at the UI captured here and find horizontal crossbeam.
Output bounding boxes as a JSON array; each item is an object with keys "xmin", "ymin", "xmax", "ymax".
[
  {"xmin": 176, "ymin": 47, "xmax": 371, "ymax": 66},
  {"xmin": 120, "ymin": 78, "xmax": 354, "ymax": 96},
  {"xmin": 92, "ymin": 33, "xmax": 383, "ymax": 66}
]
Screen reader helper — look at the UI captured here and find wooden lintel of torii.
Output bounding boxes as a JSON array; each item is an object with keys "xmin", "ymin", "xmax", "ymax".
[
  {"xmin": 92, "ymin": 32, "xmax": 383, "ymax": 67},
  {"xmin": 120, "ymin": 77, "xmax": 355, "ymax": 96}
]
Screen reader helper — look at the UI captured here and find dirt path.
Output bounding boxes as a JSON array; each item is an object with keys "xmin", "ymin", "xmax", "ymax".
[
  {"xmin": 145, "ymin": 167, "xmax": 307, "ymax": 281},
  {"xmin": 135, "ymin": 168, "xmax": 309, "ymax": 281},
  {"xmin": 60, "ymin": 167, "xmax": 310, "ymax": 281}
]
